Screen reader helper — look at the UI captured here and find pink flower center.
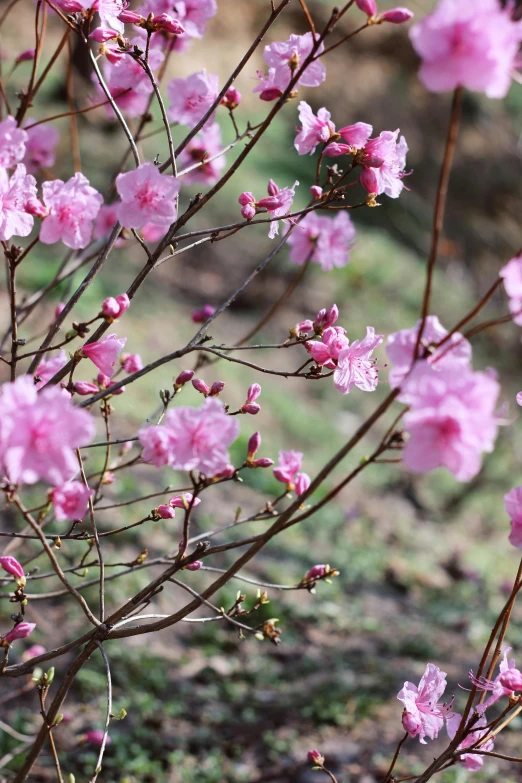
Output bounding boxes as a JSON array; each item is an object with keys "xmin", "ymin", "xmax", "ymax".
[{"xmin": 136, "ymin": 183, "xmax": 160, "ymax": 209}]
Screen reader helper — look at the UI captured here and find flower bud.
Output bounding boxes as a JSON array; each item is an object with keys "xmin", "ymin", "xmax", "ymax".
[
  {"xmin": 315, "ymin": 308, "xmax": 327, "ymax": 328},
  {"xmin": 102, "ymin": 471, "xmax": 115, "ymax": 485},
  {"xmin": 25, "ymin": 197, "xmax": 47, "ymax": 217},
  {"xmin": 221, "ymin": 87, "xmax": 241, "ymax": 109},
  {"xmin": 380, "ymin": 7, "xmax": 413, "ymax": 23},
  {"xmin": 297, "ymin": 319, "xmax": 314, "ymax": 334},
  {"xmin": 184, "ymin": 560, "xmax": 202, "ymax": 571},
  {"xmin": 325, "ymin": 304, "xmax": 339, "ymax": 328},
  {"xmin": 157, "ymin": 504, "xmax": 176, "ymax": 519},
  {"xmin": 252, "ymin": 457, "xmax": 274, "ymax": 468},
  {"xmin": 267, "ymin": 179, "xmax": 279, "ymax": 197},
  {"xmin": 273, "ymin": 467, "xmax": 294, "ymax": 484},
  {"xmin": 306, "ymin": 564, "xmax": 327, "ymax": 580},
  {"xmin": 104, "ymin": 46, "xmax": 125, "ymax": 65},
  {"xmin": 192, "ymin": 378, "xmax": 210, "ymax": 395},
  {"xmin": 257, "ymin": 195, "xmax": 281, "ymax": 210},
  {"xmin": 241, "ymin": 203, "xmax": 256, "ymax": 220},
  {"xmin": 310, "ymin": 185, "xmax": 323, "ymax": 200},
  {"xmin": 307, "ymin": 750, "xmax": 324, "ymax": 765},
  {"xmin": 241, "ymin": 403, "xmax": 260, "ymax": 415},
  {"xmin": 323, "ymin": 141, "xmax": 351, "ymax": 157},
  {"xmin": 73, "ymin": 381, "xmax": 99, "ymax": 395},
  {"xmin": 16, "ymin": 48, "xmax": 36, "ymax": 63},
  {"xmin": 499, "ymin": 669, "xmax": 522, "ymax": 692},
  {"xmin": 115, "ymin": 293, "xmax": 130, "ymax": 315},
  {"xmin": 294, "ymin": 472, "xmax": 311, "ymax": 496},
  {"xmin": 122, "ymin": 354, "xmax": 143, "ymax": 374},
  {"xmin": 0, "ymin": 556, "xmax": 24, "ymax": 581},
  {"xmin": 259, "ymin": 87, "xmax": 283, "ymax": 102},
  {"xmin": 213, "ymin": 464, "xmax": 235, "ymax": 479},
  {"xmin": 85, "ymin": 729, "xmax": 110, "ymax": 746},
  {"xmin": 175, "ymin": 369, "xmax": 195, "ymax": 386},
  {"xmin": 118, "ymin": 9, "xmax": 143, "ymax": 23},
  {"xmin": 238, "ymin": 191, "xmax": 255, "ymax": 206},
  {"xmin": 109, "ymin": 383, "xmax": 125, "ymax": 395},
  {"xmin": 89, "ymin": 27, "xmax": 117, "ymax": 42},
  {"xmin": 209, "ymin": 381, "xmax": 225, "ymax": 396},
  {"xmin": 101, "ymin": 297, "xmax": 120, "ymax": 318},
  {"xmin": 355, "ymin": 0, "xmax": 377, "ymax": 14},
  {"xmin": 153, "ymin": 13, "xmax": 185, "ymax": 34},
  {"xmin": 170, "ymin": 493, "xmax": 201, "ymax": 509},
  {"xmin": 402, "ymin": 710, "xmax": 421, "ymax": 737},
  {"xmin": 247, "ymin": 431, "xmax": 261, "ymax": 458},
  {"xmin": 360, "ymin": 167, "xmax": 378, "ymax": 194},
  {"xmin": 246, "ymin": 383, "xmax": 261, "ymax": 403},
  {"xmin": 22, "ymin": 644, "xmax": 46, "ymax": 661},
  {"xmin": 191, "ymin": 304, "xmax": 215, "ymax": 323},
  {"xmin": 54, "ymin": 302, "xmax": 65, "ymax": 320},
  {"xmin": 4, "ymin": 622, "xmax": 36, "ymax": 644},
  {"xmin": 97, "ymin": 373, "xmax": 111, "ymax": 388}
]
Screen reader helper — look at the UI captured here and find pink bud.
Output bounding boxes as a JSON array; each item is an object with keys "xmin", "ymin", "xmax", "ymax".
[
  {"xmin": 325, "ymin": 304, "xmax": 339, "ymax": 328},
  {"xmin": 22, "ymin": 644, "xmax": 46, "ymax": 661},
  {"xmin": 184, "ymin": 560, "xmax": 202, "ymax": 571},
  {"xmin": 169, "ymin": 493, "xmax": 201, "ymax": 509},
  {"xmin": 73, "ymin": 381, "xmax": 99, "ymax": 395},
  {"xmin": 246, "ymin": 383, "xmax": 261, "ymax": 403},
  {"xmin": 238, "ymin": 191, "xmax": 255, "ymax": 206},
  {"xmin": 153, "ymin": 12, "xmax": 185, "ymax": 34},
  {"xmin": 213, "ymin": 464, "xmax": 235, "ymax": 479},
  {"xmin": 85, "ymin": 729, "xmax": 110, "ymax": 747},
  {"xmin": 16, "ymin": 48, "xmax": 35, "ymax": 63},
  {"xmin": 175, "ymin": 369, "xmax": 194, "ymax": 386},
  {"xmin": 259, "ymin": 87, "xmax": 283, "ymax": 102},
  {"xmin": 241, "ymin": 203, "xmax": 256, "ymax": 220},
  {"xmin": 257, "ymin": 195, "xmax": 281, "ymax": 210},
  {"xmin": 221, "ymin": 87, "xmax": 241, "ymax": 109},
  {"xmin": 103, "ymin": 471, "xmax": 115, "ymax": 485},
  {"xmin": 323, "ymin": 142, "xmax": 351, "ymax": 157},
  {"xmin": 500, "ymin": 669, "xmax": 522, "ymax": 691},
  {"xmin": 122, "ymin": 353, "xmax": 143, "ymax": 374},
  {"xmin": 192, "ymin": 378, "xmax": 210, "ymax": 395},
  {"xmin": 297, "ymin": 319, "xmax": 314, "ymax": 334},
  {"xmin": 360, "ymin": 167, "xmax": 378, "ymax": 194},
  {"xmin": 338, "ymin": 122, "xmax": 373, "ymax": 147},
  {"xmin": 97, "ymin": 373, "xmax": 111, "ymax": 388},
  {"xmin": 294, "ymin": 472, "xmax": 311, "ymax": 496},
  {"xmin": 118, "ymin": 9, "xmax": 143, "ymax": 23},
  {"xmin": 252, "ymin": 457, "xmax": 274, "ymax": 468},
  {"xmin": 4, "ymin": 622, "xmax": 36, "ymax": 644},
  {"xmin": 191, "ymin": 305, "xmax": 215, "ymax": 323},
  {"xmin": 306, "ymin": 564, "xmax": 326, "ymax": 580},
  {"xmin": 109, "ymin": 383, "xmax": 125, "ymax": 395},
  {"xmin": 25, "ymin": 197, "xmax": 47, "ymax": 217},
  {"xmin": 402, "ymin": 710, "xmax": 421, "ymax": 737},
  {"xmin": 315, "ymin": 309, "xmax": 327, "ymax": 328},
  {"xmin": 380, "ymin": 7, "xmax": 413, "ymax": 23},
  {"xmin": 101, "ymin": 297, "xmax": 120, "ymax": 318},
  {"xmin": 0, "ymin": 556, "xmax": 24, "ymax": 580},
  {"xmin": 310, "ymin": 185, "xmax": 323, "ymax": 200},
  {"xmin": 157, "ymin": 504, "xmax": 176, "ymax": 519},
  {"xmin": 104, "ymin": 46, "xmax": 125, "ymax": 65},
  {"xmin": 89, "ymin": 27, "xmax": 117, "ymax": 42},
  {"xmin": 267, "ymin": 179, "xmax": 279, "ymax": 197},
  {"xmin": 273, "ymin": 467, "xmax": 294, "ymax": 484},
  {"xmin": 355, "ymin": 0, "xmax": 377, "ymax": 14},
  {"xmin": 54, "ymin": 303, "xmax": 65, "ymax": 322},
  {"xmin": 241, "ymin": 403, "xmax": 260, "ymax": 415},
  {"xmin": 247, "ymin": 431, "xmax": 261, "ymax": 457},
  {"xmin": 209, "ymin": 381, "xmax": 225, "ymax": 396},
  {"xmin": 307, "ymin": 750, "xmax": 324, "ymax": 765},
  {"xmin": 115, "ymin": 293, "xmax": 130, "ymax": 315}
]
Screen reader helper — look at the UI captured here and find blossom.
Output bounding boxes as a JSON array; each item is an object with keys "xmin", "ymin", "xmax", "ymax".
[
  {"xmin": 0, "ymin": 556, "xmax": 24, "ymax": 581},
  {"xmin": 399, "ymin": 364, "xmax": 500, "ymax": 482},
  {"xmin": 338, "ymin": 121, "xmax": 373, "ymax": 147},
  {"xmin": 100, "ymin": 45, "xmax": 164, "ymax": 117},
  {"xmin": 22, "ymin": 644, "xmax": 46, "ymax": 661},
  {"xmin": 93, "ymin": 203, "xmax": 120, "ymax": 242},
  {"xmin": 51, "ymin": 481, "xmax": 94, "ymax": 521},
  {"xmin": 262, "ymin": 178, "xmax": 298, "ymax": 239},
  {"xmin": 102, "ymin": 293, "xmax": 130, "ymax": 320},
  {"xmin": 273, "ymin": 450, "xmax": 309, "ymax": 492},
  {"xmin": 169, "ymin": 492, "xmax": 201, "ymax": 509},
  {"xmin": 221, "ymin": 87, "xmax": 241, "ymax": 109},
  {"xmin": 505, "ymin": 487, "xmax": 522, "ymax": 548},
  {"xmin": 93, "ymin": 0, "xmax": 126, "ymax": 32},
  {"xmin": 22, "ymin": 120, "xmax": 59, "ymax": 174},
  {"xmin": 158, "ymin": 504, "xmax": 175, "ymax": 519},
  {"xmin": 121, "ymin": 353, "xmax": 143, "ymax": 373},
  {"xmin": 116, "ymin": 162, "xmax": 179, "ymax": 230},
  {"xmin": 386, "ymin": 315, "xmax": 472, "ymax": 388},
  {"xmin": 40, "ymin": 173, "xmax": 103, "ymax": 249},
  {"xmin": 255, "ymin": 33, "xmax": 326, "ymax": 100},
  {"xmin": 287, "ymin": 212, "xmax": 355, "ymax": 270},
  {"xmin": 85, "ymin": 729, "xmax": 111, "ymax": 746},
  {"xmin": 446, "ymin": 713, "xmax": 494, "ymax": 771},
  {"xmin": 138, "ymin": 397, "xmax": 239, "ymax": 477},
  {"xmin": 192, "ymin": 304, "xmax": 215, "ymax": 323},
  {"xmin": 167, "ymin": 70, "xmax": 219, "ymax": 127},
  {"xmin": 81, "ymin": 334, "xmax": 127, "ymax": 378},
  {"xmin": 4, "ymin": 622, "xmax": 36, "ymax": 644},
  {"xmin": 470, "ymin": 648, "xmax": 520, "ymax": 715},
  {"xmin": 294, "ymin": 101, "xmax": 336, "ymax": 155},
  {"xmin": 0, "ymin": 376, "xmax": 95, "ymax": 485},
  {"xmin": 0, "ymin": 116, "xmax": 28, "ymax": 168},
  {"xmin": 0, "ymin": 164, "xmax": 39, "ymax": 241},
  {"xmin": 359, "ymin": 130, "xmax": 409, "ymax": 198},
  {"xmin": 178, "ymin": 122, "xmax": 225, "ymax": 185},
  {"xmin": 307, "ymin": 326, "xmax": 349, "ymax": 369},
  {"xmin": 138, "ymin": 0, "xmax": 217, "ymax": 40},
  {"xmin": 34, "ymin": 350, "xmax": 68, "ymax": 390},
  {"xmin": 397, "ymin": 663, "xmax": 448, "ymax": 743},
  {"xmin": 500, "ymin": 252, "xmax": 522, "ymax": 326},
  {"xmin": 409, "ymin": 0, "xmax": 522, "ymax": 98},
  {"xmin": 333, "ymin": 327, "xmax": 383, "ymax": 394}
]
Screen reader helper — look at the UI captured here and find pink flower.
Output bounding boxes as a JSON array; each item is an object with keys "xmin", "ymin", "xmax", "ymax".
[
  {"xmin": 116, "ymin": 161, "xmax": 179, "ymax": 230},
  {"xmin": 93, "ymin": 203, "xmax": 121, "ymax": 242},
  {"xmin": 381, "ymin": 8, "xmax": 413, "ymax": 24},
  {"xmin": 22, "ymin": 120, "xmax": 59, "ymax": 174},
  {"xmin": 446, "ymin": 713, "xmax": 494, "ymax": 771},
  {"xmin": 307, "ymin": 326, "xmax": 349, "ymax": 369},
  {"xmin": 40, "ymin": 173, "xmax": 103, "ymax": 249},
  {"xmin": 386, "ymin": 315, "xmax": 471, "ymax": 388},
  {"xmin": 122, "ymin": 353, "xmax": 143, "ymax": 373},
  {"xmin": 167, "ymin": 69, "xmax": 219, "ymax": 127},
  {"xmin": 0, "ymin": 556, "xmax": 24, "ymax": 581},
  {"xmin": 470, "ymin": 648, "xmax": 520, "ymax": 715},
  {"xmin": 294, "ymin": 101, "xmax": 336, "ymax": 155},
  {"xmin": 51, "ymin": 481, "xmax": 94, "ymax": 521},
  {"xmin": 192, "ymin": 304, "xmax": 215, "ymax": 323},
  {"xmin": 16, "ymin": 49, "xmax": 36, "ymax": 64},
  {"xmin": 255, "ymin": 33, "xmax": 326, "ymax": 98},
  {"xmin": 294, "ymin": 472, "xmax": 311, "ymax": 496},
  {"xmin": 4, "ymin": 622, "xmax": 36, "ymax": 644},
  {"xmin": 221, "ymin": 87, "xmax": 241, "ymax": 109},
  {"xmin": 355, "ymin": 0, "xmax": 377, "ymax": 15},
  {"xmin": 100, "ymin": 45, "xmax": 164, "ymax": 117},
  {"xmin": 22, "ymin": 644, "xmax": 46, "ymax": 660},
  {"xmin": 399, "ymin": 364, "xmax": 500, "ymax": 482},
  {"xmin": 184, "ymin": 560, "xmax": 202, "ymax": 571},
  {"xmin": 0, "ymin": 164, "xmax": 39, "ymax": 241},
  {"xmin": 169, "ymin": 492, "xmax": 201, "ymax": 509},
  {"xmin": 307, "ymin": 750, "xmax": 324, "ymax": 765},
  {"xmin": 81, "ymin": 334, "xmax": 127, "ymax": 378},
  {"xmin": 397, "ymin": 663, "xmax": 448, "ymax": 744},
  {"xmin": 74, "ymin": 382, "xmax": 99, "ymax": 395},
  {"xmin": 505, "ymin": 487, "xmax": 522, "ymax": 548},
  {"xmin": 158, "ymin": 504, "xmax": 176, "ymax": 519},
  {"xmin": 178, "ymin": 122, "xmax": 225, "ymax": 185},
  {"xmin": 0, "ymin": 376, "xmax": 95, "ymax": 485},
  {"xmin": 153, "ymin": 13, "xmax": 185, "ymax": 35},
  {"xmin": 0, "ymin": 116, "xmax": 28, "ymax": 168},
  {"xmin": 139, "ymin": 0, "xmax": 216, "ymax": 40},
  {"xmin": 52, "ymin": 0, "xmax": 90, "ymax": 11},
  {"xmin": 500, "ymin": 252, "xmax": 522, "ymax": 326},
  {"xmin": 288, "ymin": 212, "xmax": 356, "ymax": 270},
  {"xmin": 34, "ymin": 350, "xmax": 68, "ymax": 390},
  {"xmin": 338, "ymin": 121, "xmax": 373, "ymax": 148},
  {"xmin": 360, "ymin": 130, "xmax": 409, "ymax": 198},
  {"xmin": 333, "ymin": 326, "xmax": 383, "ymax": 394},
  {"xmin": 93, "ymin": 0, "xmax": 127, "ymax": 32},
  {"xmin": 138, "ymin": 397, "xmax": 239, "ymax": 476},
  {"xmin": 261, "ymin": 178, "xmax": 298, "ymax": 239},
  {"xmin": 409, "ymin": 0, "xmax": 522, "ymax": 98},
  {"xmin": 273, "ymin": 450, "xmax": 304, "ymax": 486},
  {"xmin": 253, "ymin": 67, "xmax": 287, "ymax": 102},
  {"xmin": 85, "ymin": 729, "xmax": 111, "ymax": 746},
  {"xmin": 102, "ymin": 293, "xmax": 130, "ymax": 320}
]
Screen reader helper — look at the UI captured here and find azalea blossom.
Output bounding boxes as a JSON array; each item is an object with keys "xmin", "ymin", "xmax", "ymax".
[
  {"xmin": 397, "ymin": 663, "xmax": 449, "ymax": 744},
  {"xmin": 138, "ymin": 0, "xmax": 217, "ymax": 40},
  {"xmin": 333, "ymin": 327, "xmax": 383, "ymax": 394},
  {"xmin": 51, "ymin": 481, "xmax": 94, "ymax": 521},
  {"xmin": 167, "ymin": 69, "xmax": 219, "ymax": 127},
  {"xmin": 324, "ymin": 121, "xmax": 373, "ymax": 157},
  {"xmin": 93, "ymin": 203, "xmax": 123, "ymax": 244},
  {"xmin": 409, "ymin": 0, "xmax": 522, "ymax": 98},
  {"xmin": 34, "ymin": 350, "xmax": 68, "ymax": 390},
  {"xmin": 0, "ymin": 164, "xmax": 39, "ymax": 241},
  {"xmin": 139, "ymin": 397, "xmax": 239, "ymax": 476},
  {"xmin": 273, "ymin": 450, "xmax": 309, "ymax": 494},
  {"xmin": 0, "ymin": 376, "xmax": 95, "ymax": 486},
  {"xmin": 359, "ymin": 130, "xmax": 409, "ymax": 198},
  {"xmin": 446, "ymin": 712, "xmax": 494, "ymax": 771},
  {"xmin": 505, "ymin": 487, "xmax": 522, "ymax": 548},
  {"xmin": 294, "ymin": 101, "xmax": 336, "ymax": 155},
  {"xmin": 22, "ymin": 120, "xmax": 59, "ymax": 174},
  {"xmin": 287, "ymin": 211, "xmax": 356, "ymax": 270},
  {"xmin": 178, "ymin": 122, "xmax": 225, "ymax": 185},
  {"xmin": 93, "ymin": 0, "xmax": 126, "ymax": 32},
  {"xmin": 81, "ymin": 334, "xmax": 127, "ymax": 378},
  {"xmin": 116, "ymin": 161, "xmax": 179, "ymax": 230},
  {"xmin": 254, "ymin": 33, "xmax": 326, "ymax": 101},
  {"xmin": 121, "ymin": 353, "xmax": 143, "ymax": 373},
  {"xmin": 261, "ymin": 178, "xmax": 298, "ymax": 239},
  {"xmin": 40, "ymin": 173, "xmax": 103, "ymax": 249},
  {"xmin": 0, "ymin": 556, "xmax": 25, "ymax": 581},
  {"xmin": 100, "ymin": 44, "xmax": 164, "ymax": 117},
  {"xmin": 500, "ymin": 252, "xmax": 522, "ymax": 327},
  {"xmin": 399, "ymin": 363, "xmax": 500, "ymax": 482},
  {"xmin": 386, "ymin": 315, "xmax": 472, "ymax": 388},
  {"xmin": 0, "ymin": 116, "xmax": 28, "ymax": 169}
]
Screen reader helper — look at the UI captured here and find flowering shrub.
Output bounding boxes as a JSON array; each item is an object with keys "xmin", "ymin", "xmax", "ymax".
[{"xmin": 1, "ymin": 0, "xmax": 522, "ymax": 780}]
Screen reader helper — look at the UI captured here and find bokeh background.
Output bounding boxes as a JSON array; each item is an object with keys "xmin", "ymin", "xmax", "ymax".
[{"xmin": 2, "ymin": 0, "xmax": 522, "ymax": 780}]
